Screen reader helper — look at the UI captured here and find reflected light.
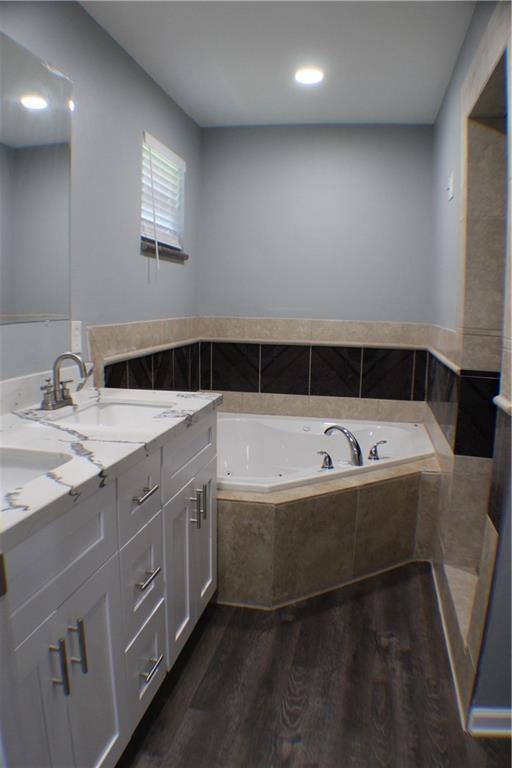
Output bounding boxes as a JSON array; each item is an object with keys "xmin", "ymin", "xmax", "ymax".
[{"xmin": 20, "ymin": 94, "xmax": 48, "ymax": 110}]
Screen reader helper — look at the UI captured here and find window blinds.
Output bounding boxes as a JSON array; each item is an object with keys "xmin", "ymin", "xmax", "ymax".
[{"xmin": 141, "ymin": 131, "xmax": 186, "ymax": 254}]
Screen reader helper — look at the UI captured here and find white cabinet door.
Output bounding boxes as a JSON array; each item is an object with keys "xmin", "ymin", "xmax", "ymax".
[
  {"xmin": 192, "ymin": 457, "xmax": 217, "ymax": 620},
  {"xmin": 14, "ymin": 611, "xmax": 75, "ymax": 768},
  {"xmin": 164, "ymin": 479, "xmax": 195, "ymax": 667},
  {"xmin": 62, "ymin": 556, "xmax": 127, "ymax": 768}
]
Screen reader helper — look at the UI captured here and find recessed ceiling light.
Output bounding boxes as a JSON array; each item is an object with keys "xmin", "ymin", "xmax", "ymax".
[
  {"xmin": 294, "ymin": 67, "xmax": 324, "ymax": 86},
  {"xmin": 20, "ymin": 94, "xmax": 48, "ymax": 110},
  {"xmin": 68, "ymin": 99, "xmax": 75, "ymax": 112}
]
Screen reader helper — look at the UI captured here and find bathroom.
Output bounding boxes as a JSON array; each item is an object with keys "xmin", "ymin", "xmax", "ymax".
[{"xmin": 0, "ymin": 0, "xmax": 510, "ymax": 766}]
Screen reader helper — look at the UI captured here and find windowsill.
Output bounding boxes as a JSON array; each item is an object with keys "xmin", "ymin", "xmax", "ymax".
[{"xmin": 141, "ymin": 239, "xmax": 189, "ymax": 263}]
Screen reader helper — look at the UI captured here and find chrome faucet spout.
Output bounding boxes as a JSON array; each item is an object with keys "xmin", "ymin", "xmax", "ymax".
[
  {"xmin": 40, "ymin": 352, "xmax": 88, "ymax": 410},
  {"xmin": 323, "ymin": 424, "xmax": 363, "ymax": 467}
]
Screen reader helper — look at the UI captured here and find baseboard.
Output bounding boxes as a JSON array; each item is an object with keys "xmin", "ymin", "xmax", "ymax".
[{"xmin": 467, "ymin": 707, "xmax": 512, "ymax": 737}]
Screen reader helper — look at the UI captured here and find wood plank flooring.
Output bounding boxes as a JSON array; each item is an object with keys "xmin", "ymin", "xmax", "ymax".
[{"xmin": 117, "ymin": 563, "xmax": 511, "ymax": 768}]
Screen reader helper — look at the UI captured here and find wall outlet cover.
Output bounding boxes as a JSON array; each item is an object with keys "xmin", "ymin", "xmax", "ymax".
[
  {"xmin": 447, "ymin": 172, "xmax": 454, "ymax": 201},
  {"xmin": 71, "ymin": 321, "xmax": 82, "ymax": 353}
]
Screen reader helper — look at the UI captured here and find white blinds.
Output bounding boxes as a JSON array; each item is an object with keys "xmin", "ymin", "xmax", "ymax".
[{"xmin": 141, "ymin": 131, "xmax": 186, "ymax": 252}]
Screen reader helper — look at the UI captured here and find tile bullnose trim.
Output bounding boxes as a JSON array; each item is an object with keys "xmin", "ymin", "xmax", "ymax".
[
  {"xmin": 493, "ymin": 394, "xmax": 512, "ymax": 415},
  {"xmin": 467, "ymin": 707, "xmax": 512, "ymax": 738}
]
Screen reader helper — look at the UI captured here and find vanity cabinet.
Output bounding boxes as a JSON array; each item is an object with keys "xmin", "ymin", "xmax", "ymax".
[
  {"xmin": 11, "ymin": 489, "xmax": 127, "ymax": 768},
  {"xmin": 3, "ymin": 405, "xmax": 218, "ymax": 768}
]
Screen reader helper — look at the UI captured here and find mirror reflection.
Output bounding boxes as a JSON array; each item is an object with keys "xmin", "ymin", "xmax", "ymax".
[{"xmin": 0, "ymin": 32, "xmax": 72, "ymax": 324}]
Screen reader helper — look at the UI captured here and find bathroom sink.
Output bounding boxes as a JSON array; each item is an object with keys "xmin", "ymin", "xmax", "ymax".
[
  {"xmin": 54, "ymin": 401, "xmax": 177, "ymax": 429},
  {"xmin": 0, "ymin": 446, "xmax": 72, "ymax": 497}
]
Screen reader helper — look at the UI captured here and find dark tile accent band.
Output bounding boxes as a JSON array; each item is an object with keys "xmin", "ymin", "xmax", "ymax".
[
  {"xmin": 361, "ymin": 348, "xmax": 414, "ymax": 400},
  {"xmin": 212, "ymin": 343, "xmax": 259, "ymax": 392},
  {"xmin": 310, "ymin": 346, "xmax": 361, "ymax": 397},
  {"xmin": 261, "ymin": 344, "xmax": 310, "ymax": 395},
  {"xmin": 489, "ymin": 409, "xmax": 511, "ymax": 532}
]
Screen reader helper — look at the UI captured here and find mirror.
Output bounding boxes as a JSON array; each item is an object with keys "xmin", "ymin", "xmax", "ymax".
[{"xmin": 0, "ymin": 33, "xmax": 71, "ymax": 324}]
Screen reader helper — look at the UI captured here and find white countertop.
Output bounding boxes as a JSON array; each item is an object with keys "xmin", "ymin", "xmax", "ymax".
[{"xmin": 0, "ymin": 387, "xmax": 222, "ymax": 551}]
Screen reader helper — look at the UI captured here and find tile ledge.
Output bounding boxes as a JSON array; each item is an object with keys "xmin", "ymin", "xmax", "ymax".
[{"xmin": 494, "ymin": 395, "xmax": 512, "ymax": 415}]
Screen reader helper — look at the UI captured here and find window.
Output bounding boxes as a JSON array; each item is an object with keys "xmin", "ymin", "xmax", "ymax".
[{"xmin": 140, "ymin": 131, "xmax": 187, "ymax": 260}]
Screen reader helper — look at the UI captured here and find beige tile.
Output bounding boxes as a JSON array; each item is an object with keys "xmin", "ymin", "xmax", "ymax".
[
  {"xmin": 307, "ymin": 396, "xmax": 381, "ymax": 421},
  {"xmin": 377, "ymin": 400, "xmax": 427, "ymax": 423},
  {"xmin": 246, "ymin": 317, "xmax": 312, "ymax": 342},
  {"xmin": 463, "ymin": 215, "xmax": 506, "ymax": 332},
  {"xmin": 467, "ymin": 518, "xmax": 498, "ymax": 666},
  {"xmin": 217, "ymin": 391, "xmax": 243, "ymax": 413},
  {"xmin": 415, "ymin": 473, "xmax": 441, "ymax": 559},
  {"xmin": 444, "ymin": 564, "xmax": 478, "ymax": 642},
  {"xmin": 241, "ymin": 392, "xmax": 309, "ymax": 416},
  {"xmin": 467, "ymin": 121, "xmax": 507, "ymax": 219},
  {"xmin": 217, "ymin": 500, "xmax": 275, "ymax": 607},
  {"xmin": 273, "ymin": 491, "xmax": 357, "ymax": 605},
  {"xmin": 461, "ymin": 332, "xmax": 503, "ymax": 372},
  {"xmin": 353, "ymin": 475, "xmax": 419, "ymax": 576}
]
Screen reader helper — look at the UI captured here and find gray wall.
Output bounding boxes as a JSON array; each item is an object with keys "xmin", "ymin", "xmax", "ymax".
[
  {"xmin": 198, "ymin": 125, "xmax": 434, "ymax": 322},
  {"xmin": 0, "ymin": 144, "xmax": 15, "ymax": 315},
  {"xmin": 0, "ymin": 0, "xmax": 202, "ymax": 378},
  {"xmin": 11, "ymin": 144, "xmax": 69, "ymax": 316},
  {"xmin": 432, "ymin": 2, "xmax": 497, "ymax": 330}
]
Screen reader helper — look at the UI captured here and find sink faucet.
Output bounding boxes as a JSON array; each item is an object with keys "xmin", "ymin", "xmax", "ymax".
[
  {"xmin": 40, "ymin": 352, "xmax": 89, "ymax": 410},
  {"xmin": 323, "ymin": 424, "xmax": 363, "ymax": 467}
]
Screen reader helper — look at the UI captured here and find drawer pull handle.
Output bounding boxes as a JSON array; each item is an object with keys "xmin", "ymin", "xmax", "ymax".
[
  {"xmin": 201, "ymin": 483, "xmax": 208, "ymax": 520},
  {"xmin": 140, "ymin": 653, "xmax": 164, "ymax": 685},
  {"xmin": 49, "ymin": 639, "xmax": 71, "ymax": 696},
  {"xmin": 132, "ymin": 483, "xmax": 160, "ymax": 506},
  {"xmin": 136, "ymin": 567, "xmax": 161, "ymax": 591},
  {"xmin": 188, "ymin": 488, "xmax": 203, "ymax": 529},
  {"xmin": 68, "ymin": 618, "xmax": 89, "ymax": 674}
]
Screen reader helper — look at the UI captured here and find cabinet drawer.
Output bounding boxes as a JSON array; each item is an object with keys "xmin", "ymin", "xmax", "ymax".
[
  {"xmin": 119, "ymin": 512, "xmax": 164, "ymax": 646},
  {"xmin": 162, "ymin": 414, "xmax": 216, "ymax": 503},
  {"xmin": 125, "ymin": 599, "xmax": 167, "ymax": 728},
  {"xmin": 118, "ymin": 450, "xmax": 161, "ymax": 546},
  {"xmin": 8, "ymin": 485, "xmax": 117, "ymax": 647}
]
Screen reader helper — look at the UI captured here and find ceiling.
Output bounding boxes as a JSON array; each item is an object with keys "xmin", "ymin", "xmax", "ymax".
[{"xmin": 83, "ymin": 1, "xmax": 475, "ymax": 128}]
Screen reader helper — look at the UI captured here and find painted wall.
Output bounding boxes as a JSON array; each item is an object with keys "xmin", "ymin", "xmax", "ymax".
[
  {"xmin": 0, "ymin": 144, "xmax": 15, "ymax": 315},
  {"xmin": 11, "ymin": 144, "xmax": 69, "ymax": 316},
  {"xmin": 197, "ymin": 125, "xmax": 434, "ymax": 322},
  {"xmin": 0, "ymin": 0, "xmax": 201, "ymax": 378},
  {"xmin": 431, "ymin": 1, "xmax": 497, "ymax": 330}
]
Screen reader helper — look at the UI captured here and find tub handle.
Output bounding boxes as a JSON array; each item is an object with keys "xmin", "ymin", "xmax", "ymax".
[
  {"xmin": 368, "ymin": 440, "xmax": 387, "ymax": 461},
  {"xmin": 317, "ymin": 451, "xmax": 334, "ymax": 470}
]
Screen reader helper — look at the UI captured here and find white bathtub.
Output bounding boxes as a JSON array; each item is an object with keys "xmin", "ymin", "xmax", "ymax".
[{"xmin": 217, "ymin": 413, "xmax": 434, "ymax": 492}]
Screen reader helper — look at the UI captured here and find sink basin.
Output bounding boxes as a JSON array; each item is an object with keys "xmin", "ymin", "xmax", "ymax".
[
  {"xmin": 55, "ymin": 402, "xmax": 176, "ymax": 429},
  {"xmin": 1, "ymin": 447, "xmax": 72, "ymax": 497}
]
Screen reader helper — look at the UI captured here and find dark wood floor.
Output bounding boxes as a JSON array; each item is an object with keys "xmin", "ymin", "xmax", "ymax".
[{"xmin": 118, "ymin": 563, "xmax": 511, "ymax": 768}]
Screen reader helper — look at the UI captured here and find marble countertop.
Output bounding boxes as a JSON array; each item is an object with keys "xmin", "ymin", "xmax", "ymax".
[{"xmin": 0, "ymin": 387, "xmax": 222, "ymax": 551}]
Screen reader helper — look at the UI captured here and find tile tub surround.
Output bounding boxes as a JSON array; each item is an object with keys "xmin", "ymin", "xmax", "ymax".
[
  {"xmin": 105, "ymin": 341, "xmax": 499, "ymax": 459},
  {"xmin": 426, "ymin": 352, "xmax": 499, "ymax": 459},
  {"xmin": 216, "ymin": 461, "xmax": 439, "ymax": 609},
  {"xmin": 0, "ymin": 386, "xmax": 222, "ymax": 551}
]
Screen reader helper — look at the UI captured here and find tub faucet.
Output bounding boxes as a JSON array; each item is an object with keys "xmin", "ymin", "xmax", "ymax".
[
  {"xmin": 40, "ymin": 352, "xmax": 88, "ymax": 410},
  {"xmin": 323, "ymin": 425, "xmax": 363, "ymax": 467}
]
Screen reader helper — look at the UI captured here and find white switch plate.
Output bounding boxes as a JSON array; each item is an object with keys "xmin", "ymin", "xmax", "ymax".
[
  {"xmin": 71, "ymin": 321, "xmax": 82, "ymax": 353},
  {"xmin": 447, "ymin": 172, "xmax": 454, "ymax": 201}
]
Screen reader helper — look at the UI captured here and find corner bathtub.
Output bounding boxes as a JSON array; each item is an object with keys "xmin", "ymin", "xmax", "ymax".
[{"xmin": 217, "ymin": 413, "xmax": 434, "ymax": 493}]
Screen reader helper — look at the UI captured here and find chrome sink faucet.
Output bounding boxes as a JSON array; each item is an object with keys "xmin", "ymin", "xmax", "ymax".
[
  {"xmin": 40, "ymin": 352, "xmax": 89, "ymax": 410},
  {"xmin": 323, "ymin": 424, "xmax": 363, "ymax": 467}
]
